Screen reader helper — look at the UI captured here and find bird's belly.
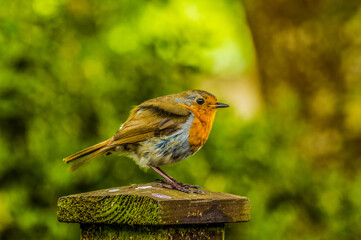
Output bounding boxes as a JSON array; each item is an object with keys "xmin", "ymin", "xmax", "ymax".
[{"xmin": 135, "ymin": 131, "xmax": 192, "ymax": 168}]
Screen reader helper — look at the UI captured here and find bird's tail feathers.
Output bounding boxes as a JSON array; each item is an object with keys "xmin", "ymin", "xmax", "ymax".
[{"xmin": 63, "ymin": 138, "xmax": 112, "ymax": 171}]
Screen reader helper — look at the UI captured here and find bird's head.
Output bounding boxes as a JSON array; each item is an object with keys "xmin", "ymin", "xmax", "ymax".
[{"xmin": 176, "ymin": 90, "xmax": 229, "ymax": 120}]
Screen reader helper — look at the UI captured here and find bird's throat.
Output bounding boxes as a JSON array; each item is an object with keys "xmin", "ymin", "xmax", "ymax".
[{"xmin": 186, "ymin": 109, "xmax": 216, "ymax": 153}]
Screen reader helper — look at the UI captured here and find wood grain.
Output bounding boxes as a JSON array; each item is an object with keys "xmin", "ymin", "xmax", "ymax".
[
  {"xmin": 57, "ymin": 182, "xmax": 250, "ymax": 225},
  {"xmin": 80, "ymin": 223, "xmax": 225, "ymax": 240}
]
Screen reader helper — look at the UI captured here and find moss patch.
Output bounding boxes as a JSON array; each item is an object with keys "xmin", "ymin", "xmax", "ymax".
[
  {"xmin": 58, "ymin": 194, "xmax": 160, "ymax": 225},
  {"xmin": 81, "ymin": 223, "xmax": 225, "ymax": 240},
  {"xmin": 57, "ymin": 182, "xmax": 250, "ymax": 226}
]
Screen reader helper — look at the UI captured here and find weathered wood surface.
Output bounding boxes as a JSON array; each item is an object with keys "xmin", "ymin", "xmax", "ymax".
[
  {"xmin": 57, "ymin": 182, "xmax": 250, "ymax": 226},
  {"xmin": 81, "ymin": 223, "xmax": 225, "ymax": 240}
]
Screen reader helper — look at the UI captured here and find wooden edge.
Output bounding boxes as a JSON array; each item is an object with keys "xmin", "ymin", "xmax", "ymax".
[{"xmin": 57, "ymin": 182, "xmax": 250, "ymax": 225}]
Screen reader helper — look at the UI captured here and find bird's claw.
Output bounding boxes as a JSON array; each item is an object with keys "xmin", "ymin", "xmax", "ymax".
[
  {"xmin": 179, "ymin": 183, "xmax": 203, "ymax": 189},
  {"xmin": 155, "ymin": 179, "xmax": 166, "ymax": 184},
  {"xmin": 156, "ymin": 181, "xmax": 204, "ymax": 194}
]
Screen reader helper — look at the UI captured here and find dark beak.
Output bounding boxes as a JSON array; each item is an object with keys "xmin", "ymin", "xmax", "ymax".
[{"xmin": 212, "ymin": 102, "xmax": 229, "ymax": 108}]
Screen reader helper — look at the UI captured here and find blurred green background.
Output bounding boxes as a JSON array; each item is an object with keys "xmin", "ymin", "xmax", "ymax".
[{"xmin": 1, "ymin": 0, "xmax": 361, "ymax": 239}]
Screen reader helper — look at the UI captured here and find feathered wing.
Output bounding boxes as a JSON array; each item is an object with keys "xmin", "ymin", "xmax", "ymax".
[
  {"xmin": 110, "ymin": 102, "xmax": 189, "ymax": 146},
  {"xmin": 63, "ymin": 101, "xmax": 190, "ymax": 170}
]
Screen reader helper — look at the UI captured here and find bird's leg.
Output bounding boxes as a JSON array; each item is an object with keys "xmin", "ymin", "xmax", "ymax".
[
  {"xmin": 153, "ymin": 167, "xmax": 202, "ymax": 189},
  {"xmin": 151, "ymin": 166, "xmax": 203, "ymax": 190},
  {"xmin": 150, "ymin": 166, "xmax": 203, "ymax": 194},
  {"xmin": 150, "ymin": 166, "xmax": 178, "ymax": 185}
]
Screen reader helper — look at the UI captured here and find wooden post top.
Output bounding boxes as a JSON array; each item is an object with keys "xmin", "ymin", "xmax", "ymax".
[{"xmin": 57, "ymin": 182, "xmax": 250, "ymax": 226}]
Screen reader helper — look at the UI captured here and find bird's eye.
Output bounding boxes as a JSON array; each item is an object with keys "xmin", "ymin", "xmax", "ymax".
[{"xmin": 196, "ymin": 98, "xmax": 205, "ymax": 105}]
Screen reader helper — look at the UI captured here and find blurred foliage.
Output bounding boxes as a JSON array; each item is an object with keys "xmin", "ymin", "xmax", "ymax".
[{"xmin": 0, "ymin": 0, "xmax": 360, "ymax": 239}]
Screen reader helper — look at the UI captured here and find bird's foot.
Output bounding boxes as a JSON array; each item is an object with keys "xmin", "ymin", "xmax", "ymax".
[
  {"xmin": 155, "ymin": 180, "xmax": 204, "ymax": 194},
  {"xmin": 155, "ymin": 179, "xmax": 202, "ymax": 190},
  {"xmin": 178, "ymin": 182, "xmax": 203, "ymax": 190},
  {"xmin": 155, "ymin": 179, "xmax": 167, "ymax": 184}
]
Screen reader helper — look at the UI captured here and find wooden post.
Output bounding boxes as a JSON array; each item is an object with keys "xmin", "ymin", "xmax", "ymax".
[{"xmin": 57, "ymin": 182, "xmax": 250, "ymax": 239}]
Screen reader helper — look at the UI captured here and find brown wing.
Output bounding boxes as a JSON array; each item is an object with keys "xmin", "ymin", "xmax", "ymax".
[
  {"xmin": 139, "ymin": 99, "xmax": 190, "ymax": 116},
  {"xmin": 108, "ymin": 103, "xmax": 190, "ymax": 147}
]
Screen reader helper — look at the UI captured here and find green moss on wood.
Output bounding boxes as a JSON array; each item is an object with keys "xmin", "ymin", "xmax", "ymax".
[
  {"xmin": 57, "ymin": 182, "xmax": 250, "ymax": 226},
  {"xmin": 81, "ymin": 223, "xmax": 225, "ymax": 240},
  {"xmin": 58, "ymin": 194, "xmax": 159, "ymax": 225}
]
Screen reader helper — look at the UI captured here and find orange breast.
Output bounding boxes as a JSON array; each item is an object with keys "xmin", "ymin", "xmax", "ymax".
[{"xmin": 187, "ymin": 109, "xmax": 216, "ymax": 153}]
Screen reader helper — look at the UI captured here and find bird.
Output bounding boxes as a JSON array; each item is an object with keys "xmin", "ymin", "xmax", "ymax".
[{"xmin": 63, "ymin": 90, "xmax": 229, "ymax": 193}]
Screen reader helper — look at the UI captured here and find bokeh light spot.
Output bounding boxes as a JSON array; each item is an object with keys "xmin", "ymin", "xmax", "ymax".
[
  {"xmin": 32, "ymin": 0, "xmax": 60, "ymax": 17},
  {"xmin": 107, "ymin": 25, "xmax": 140, "ymax": 54}
]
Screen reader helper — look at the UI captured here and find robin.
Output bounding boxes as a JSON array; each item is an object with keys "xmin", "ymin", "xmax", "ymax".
[{"xmin": 64, "ymin": 90, "xmax": 229, "ymax": 193}]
